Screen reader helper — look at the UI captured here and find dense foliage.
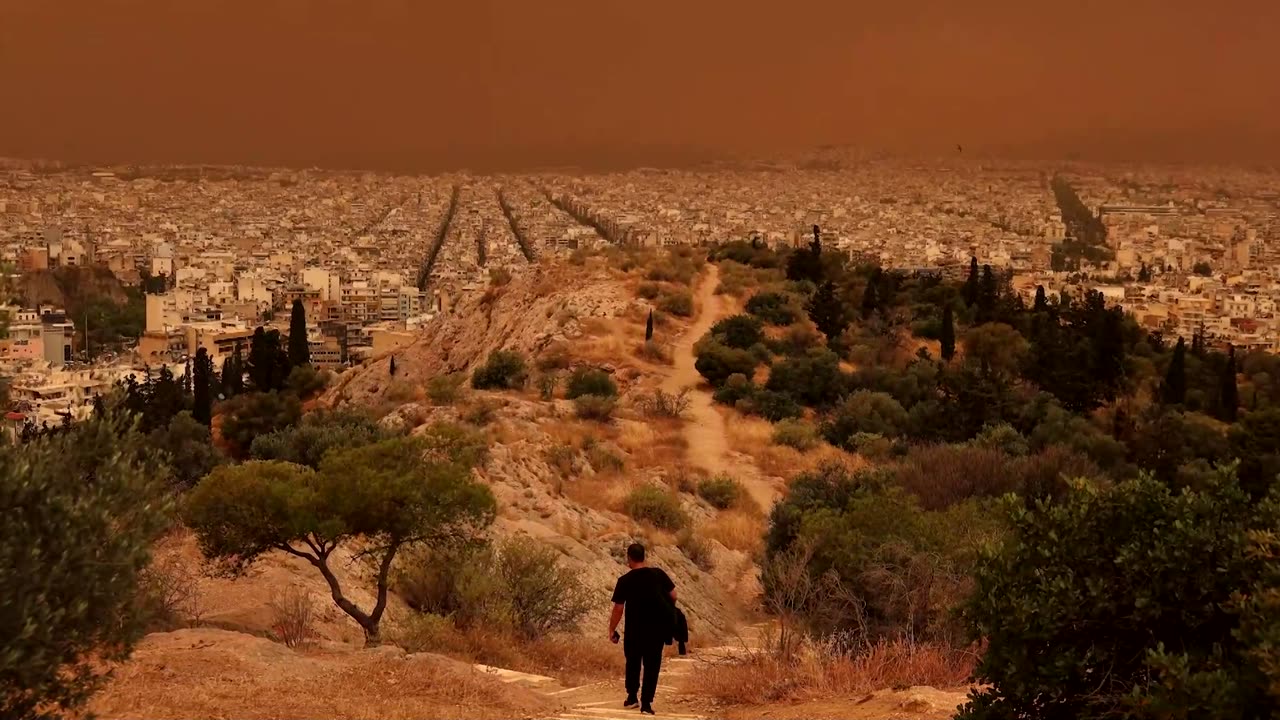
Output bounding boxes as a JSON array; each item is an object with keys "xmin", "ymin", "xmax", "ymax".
[{"xmin": 1, "ymin": 414, "xmax": 171, "ymax": 719}]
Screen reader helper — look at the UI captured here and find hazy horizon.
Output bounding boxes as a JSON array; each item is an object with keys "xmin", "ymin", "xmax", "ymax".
[{"xmin": 4, "ymin": 0, "xmax": 1279, "ymax": 172}]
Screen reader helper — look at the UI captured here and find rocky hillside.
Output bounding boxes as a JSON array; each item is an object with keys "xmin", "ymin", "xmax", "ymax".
[{"xmin": 327, "ymin": 260, "xmax": 635, "ymax": 408}]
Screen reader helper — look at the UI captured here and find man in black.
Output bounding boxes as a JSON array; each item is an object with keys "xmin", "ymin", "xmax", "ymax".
[{"xmin": 608, "ymin": 543, "xmax": 676, "ymax": 715}]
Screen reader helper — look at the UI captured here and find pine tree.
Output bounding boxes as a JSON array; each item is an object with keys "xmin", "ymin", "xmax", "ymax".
[
  {"xmin": 807, "ymin": 280, "xmax": 848, "ymax": 341},
  {"xmin": 1221, "ymin": 344, "xmax": 1239, "ymax": 422},
  {"xmin": 390, "ymin": 356, "xmax": 397, "ymax": 377},
  {"xmin": 1033, "ymin": 285, "xmax": 1048, "ymax": 312},
  {"xmin": 963, "ymin": 256, "xmax": 980, "ymax": 307},
  {"xmin": 1162, "ymin": 337, "xmax": 1187, "ymax": 406},
  {"xmin": 288, "ymin": 299, "xmax": 311, "ymax": 367},
  {"xmin": 645, "ymin": 310, "xmax": 654, "ymax": 342},
  {"xmin": 940, "ymin": 304, "xmax": 956, "ymax": 362},
  {"xmin": 193, "ymin": 347, "xmax": 213, "ymax": 426}
]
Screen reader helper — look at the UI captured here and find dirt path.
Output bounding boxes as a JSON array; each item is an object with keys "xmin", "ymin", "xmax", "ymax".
[{"xmin": 661, "ymin": 265, "xmax": 780, "ymax": 512}]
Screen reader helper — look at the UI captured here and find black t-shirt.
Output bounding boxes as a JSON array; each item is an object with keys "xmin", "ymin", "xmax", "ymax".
[{"xmin": 611, "ymin": 567, "xmax": 676, "ymax": 642}]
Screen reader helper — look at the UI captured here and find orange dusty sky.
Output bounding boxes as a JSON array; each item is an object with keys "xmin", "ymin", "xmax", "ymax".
[{"xmin": 2, "ymin": 0, "xmax": 1278, "ymax": 170}]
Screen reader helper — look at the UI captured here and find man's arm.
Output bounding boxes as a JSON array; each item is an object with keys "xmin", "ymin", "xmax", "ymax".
[{"xmin": 607, "ymin": 603, "xmax": 624, "ymax": 642}]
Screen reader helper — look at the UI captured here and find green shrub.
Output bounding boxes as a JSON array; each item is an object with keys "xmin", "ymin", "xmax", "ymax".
[
  {"xmin": 959, "ymin": 470, "xmax": 1280, "ymax": 719},
  {"xmin": 537, "ymin": 372, "xmax": 559, "ymax": 400},
  {"xmin": 637, "ymin": 282, "xmax": 662, "ymax": 300},
  {"xmin": 471, "ymin": 350, "xmax": 529, "ymax": 390},
  {"xmin": 745, "ymin": 291, "xmax": 799, "ymax": 325},
  {"xmin": 250, "ymin": 409, "xmax": 394, "ymax": 469},
  {"xmin": 821, "ymin": 390, "xmax": 910, "ymax": 448},
  {"xmin": 742, "ymin": 389, "xmax": 803, "ymax": 422},
  {"xmin": 2, "ymin": 414, "xmax": 171, "ymax": 720},
  {"xmin": 969, "ymin": 422, "xmax": 1029, "ymax": 456},
  {"xmin": 694, "ymin": 339, "xmax": 758, "ymax": 387},
  {"xmin": 658, "ymin": 291, "xmax": 694, "ymax": 318},
  {"xmin": 565, "ymin": 367, "xmax": 618, "ymax": 399},
  {"xmin": 427, "ymin": 373, "xmax": 467, "ymax": 405},
  {"xmin": 219, "ymin": 391, "xmax": 303, "ymax": 459},
  {"xmin": 697, "ymin": 475, "xmax": 744, "ymax": 510},
  {"xmin": 574, "ymin": 394, "xmax": 617, "ymax": 422},
  {"xmin": 624, "ymin": 485, "xmax": 688, "ymax": 530},
  {"xmin": 711, "ymin": 314, "xmax": 765, "ymax": 350},
  {"xmin": 765, "ymin": 348, "xmax": 848, "ymax": 407},
  {"xmin": 773, "ymin": 419, "xmax": 820, "ymax": 451},
  {"xmin": 712, "ymin": 373, "xmax": 757, "ymax": 406},
  {"xmin": 285, "ymin": 364, "xmax": 329, "ymax": 397}
]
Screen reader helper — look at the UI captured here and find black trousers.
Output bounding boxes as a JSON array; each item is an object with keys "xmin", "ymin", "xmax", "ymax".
[{"xmin": 624, "ymin": 641, "xmax": 664, "ymax": 704}]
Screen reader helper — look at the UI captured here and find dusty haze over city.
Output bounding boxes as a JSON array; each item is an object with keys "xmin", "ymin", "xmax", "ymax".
[{"xmin": 4, "ymin": 0, "xmax": 1280, "ymax": 170}]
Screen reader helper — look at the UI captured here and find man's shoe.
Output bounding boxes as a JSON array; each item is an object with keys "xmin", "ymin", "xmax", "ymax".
[
  {"xmin": 624, "ymin": 695, "xmax": 639, "ymax": 708},
  {"xmin": 640, "ymin": 704, "xmax": 655, "ymax": 715}
]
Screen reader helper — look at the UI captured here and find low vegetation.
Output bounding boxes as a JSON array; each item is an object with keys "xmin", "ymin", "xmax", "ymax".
[
  {"xmin": 624, "ymin": 485, "xmax": 688, "ymax": 531},
  {"xmin": 471, "ymin": 350, "xmax": 529, "ymax": 390}
]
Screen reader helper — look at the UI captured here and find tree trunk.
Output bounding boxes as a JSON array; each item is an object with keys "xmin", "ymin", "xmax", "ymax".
[{"xmin": 310, "ymin": 554, "xmax": 382, "ymax": 646}]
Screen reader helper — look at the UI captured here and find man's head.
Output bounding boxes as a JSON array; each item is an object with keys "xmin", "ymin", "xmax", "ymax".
[{"xmin": 626, "ymin": 542, "xmax": 646, "ymax": 568}]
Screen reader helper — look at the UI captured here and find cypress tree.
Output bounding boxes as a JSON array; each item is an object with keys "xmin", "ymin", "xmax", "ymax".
[
  {"xmin": 940, "ymin": 304, "xmax": 956, "ymax": 362},
  {"xmin": 220, "ymin": 355, "xmax": 236, "ymax": 398},
  {"xmin": 963, "ymin": 256, "xmax": 979, "ymax": 306},
  {"xmin": 193, "ymin": 347, "xmax": 213, "ymax": 426},
  {"xmin": 1033, "ymin": 285, "xmax": 1048, "ymax": 312},
  {"xmin": 1162, "ymin": 337, "xmax": 1187, "ymax": 406},
  {"xmin": 248, "ymin": 327, "xmax": 270, "ymax": 391},
  {"xmin": 645, "ymin": 310, "xmax": 654, "ymax": 342},
  {"xmin": 807, "ymin": 280, "xmax": 848, "ymax": 341},
  {"xmin": 288, "ymin": 299, "xmax": 311, "ymax": 367},
  {"xmin": 1221, "ymin": 344, "xmax": 1239, "ymax": 422},
  {"xmin": 390, "ymin": 356, "xmax": 397, "ymax": 377},
  {"xmin": 182, "ymin": 358, "xmax": 192, "ymax": 395},
  {"xmin": 978, "ymin": 264, "xmax": 998, "ymax": 322},
  {"xmin": 860, "ymin": 278, "xmax": 879, "ymax": 319},
  {"xmin": 229, "ymin": 342, "xmax": 245, "ymax": 395}
]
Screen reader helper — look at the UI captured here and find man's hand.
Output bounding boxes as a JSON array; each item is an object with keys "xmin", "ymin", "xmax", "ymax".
[{"xmin": 609, "ymin": 630, "xmax": 619, "ymax": 644}]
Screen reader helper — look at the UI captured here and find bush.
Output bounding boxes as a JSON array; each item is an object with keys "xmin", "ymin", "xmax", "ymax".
[
  {"xmin": 268, "ymin": 587, "xmax": 318, "ymax": 649},
  {"xmin": 677, "ymin": 529, "xmax": 714, "ymax": 571},
  {"xmin": 462, "ymin": 399, "xmax": 500, "ymax": 426},
  {"xmin": 219, "ymin": 391, "xmax": 303, "ymax": 459},
  {"xmin": 745, "ymin": 291, "xmax": 800, "ymax": 325},
  {"xmin": 150, "ymin": 410, "xmax": 227, "ymax": 490},
  {"xmin": 695, "ymin": 339, "xmax": 758, "ymax": 387},
  {"xmin": 471, "ymin": 350, "xmax": 529, "ymax": 390},
  {"xmin": 427, "ymin": 373, "xmax": 467, "ymax": 405},
  {"xmin": 637, "ymin": 340, "xmax": 671, "ymax": 364},
  {"xmin": 636, "ymin": 388, "xmax": 692, "ymax": 418},
  {"xmin": 698, "ymin": 475, "xmax": 745, "ymax": 510},
  {"xmin": 250, "ymin": 409, "xmax": 394, "ymax": 469},
  {"xmin": 764, "ymin": 463, "xmax": 995, "ymax": 644},
  {"xmin": 2, "ymin": 414, "xmax": 171, "ymax": 720},
  {"xmin": 624, "ymin": 485, "xmax": 688, "ymax": 531},
  {"xmin": 960, "ymin": 470, "xmax": 1280, "ymax": 719},
  {"xmin": 711, "ymin": 314, "xmax": 766, "ymax": 350},
  {"xmin": 658, "ymin": 291, "xmax": 694, "ymax": 318},
  {"xmin": 773, "ymin": 419, "xmax": 820, "ymax": 451},
  {"xmin": 637, "ymin": 282, "xmax": 661, "ymax": 300},
  {"xmin": 968, "ymin": 422, "xmax": 1029, "ymax": 456},
  {"xmin": 395, "ymin": 537, "xmax": 594, "ymax": 639},
  {"xmin": 566, "ymin": 367, "xmax": 618, "ymax": 399},
  {"xmin": 765, "ymin": 348, "xmax": 848, "ymax": 407},
  {"xmin": 821, "ymin": 391, "xmax": 910, "ymax": 448},
  {"xmin": 743, "ymin": 389, "xmax": 804, "ymax": 422},
  {"xmin": 536, "ymin": 372, "xmax": 559, "ymax": 400},
  {"xmin": 574, "ymin": 394, "xmax": 617, "ymax": 422},
  {"xmin": 285, "ymin": 364, "xmax": 329, "ymax": 398},
  {"xmin": 536, "ymin": 342, "xmax": 572, "ymax": 371},
  {"xmin": 713, "ymin": 373, "xmax": 757, "ymax": 406}
]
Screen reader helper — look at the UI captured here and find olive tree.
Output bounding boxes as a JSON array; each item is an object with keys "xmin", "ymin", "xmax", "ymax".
[
  {"xmin": 184, "ymin": 428, "xmax": 496, "ymax": 645},
  {"xmin": 2, "ymin": 414, "xmax": 171, "ymax": 720}
]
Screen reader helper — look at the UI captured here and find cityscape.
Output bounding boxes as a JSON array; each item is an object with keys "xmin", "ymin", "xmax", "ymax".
[{"xmin": 2, "ymin": 152, "xmax": 1277, "ymax": 426}]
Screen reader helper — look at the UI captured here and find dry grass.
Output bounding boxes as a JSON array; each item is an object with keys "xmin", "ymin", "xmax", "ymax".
[
  {"xmin": 88, "ymin": 629, "xmax": 558, "ymax": 720},
  {"xmin": 615, "ymin": 416, "xmax": 688, "ymax": 469},
  {"xmin": 701, "ymin": 509, "xmax": 766, "ymax": 556},
  {"xmin": 725, "ymin": 415, "xmax": 865, "ymax": 480},
  {"xmin": 394, "ymin": 616, "xmax": 625, "ymax": 687},
  {"xmin": 694, "ymin": 638, "xmax": 976, "ymax": 706}
]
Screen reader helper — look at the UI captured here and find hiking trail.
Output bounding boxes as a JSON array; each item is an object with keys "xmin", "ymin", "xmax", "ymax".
[{"xmin": 660, "ymin": 264, "xmax": 780, "ymax": 513}]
